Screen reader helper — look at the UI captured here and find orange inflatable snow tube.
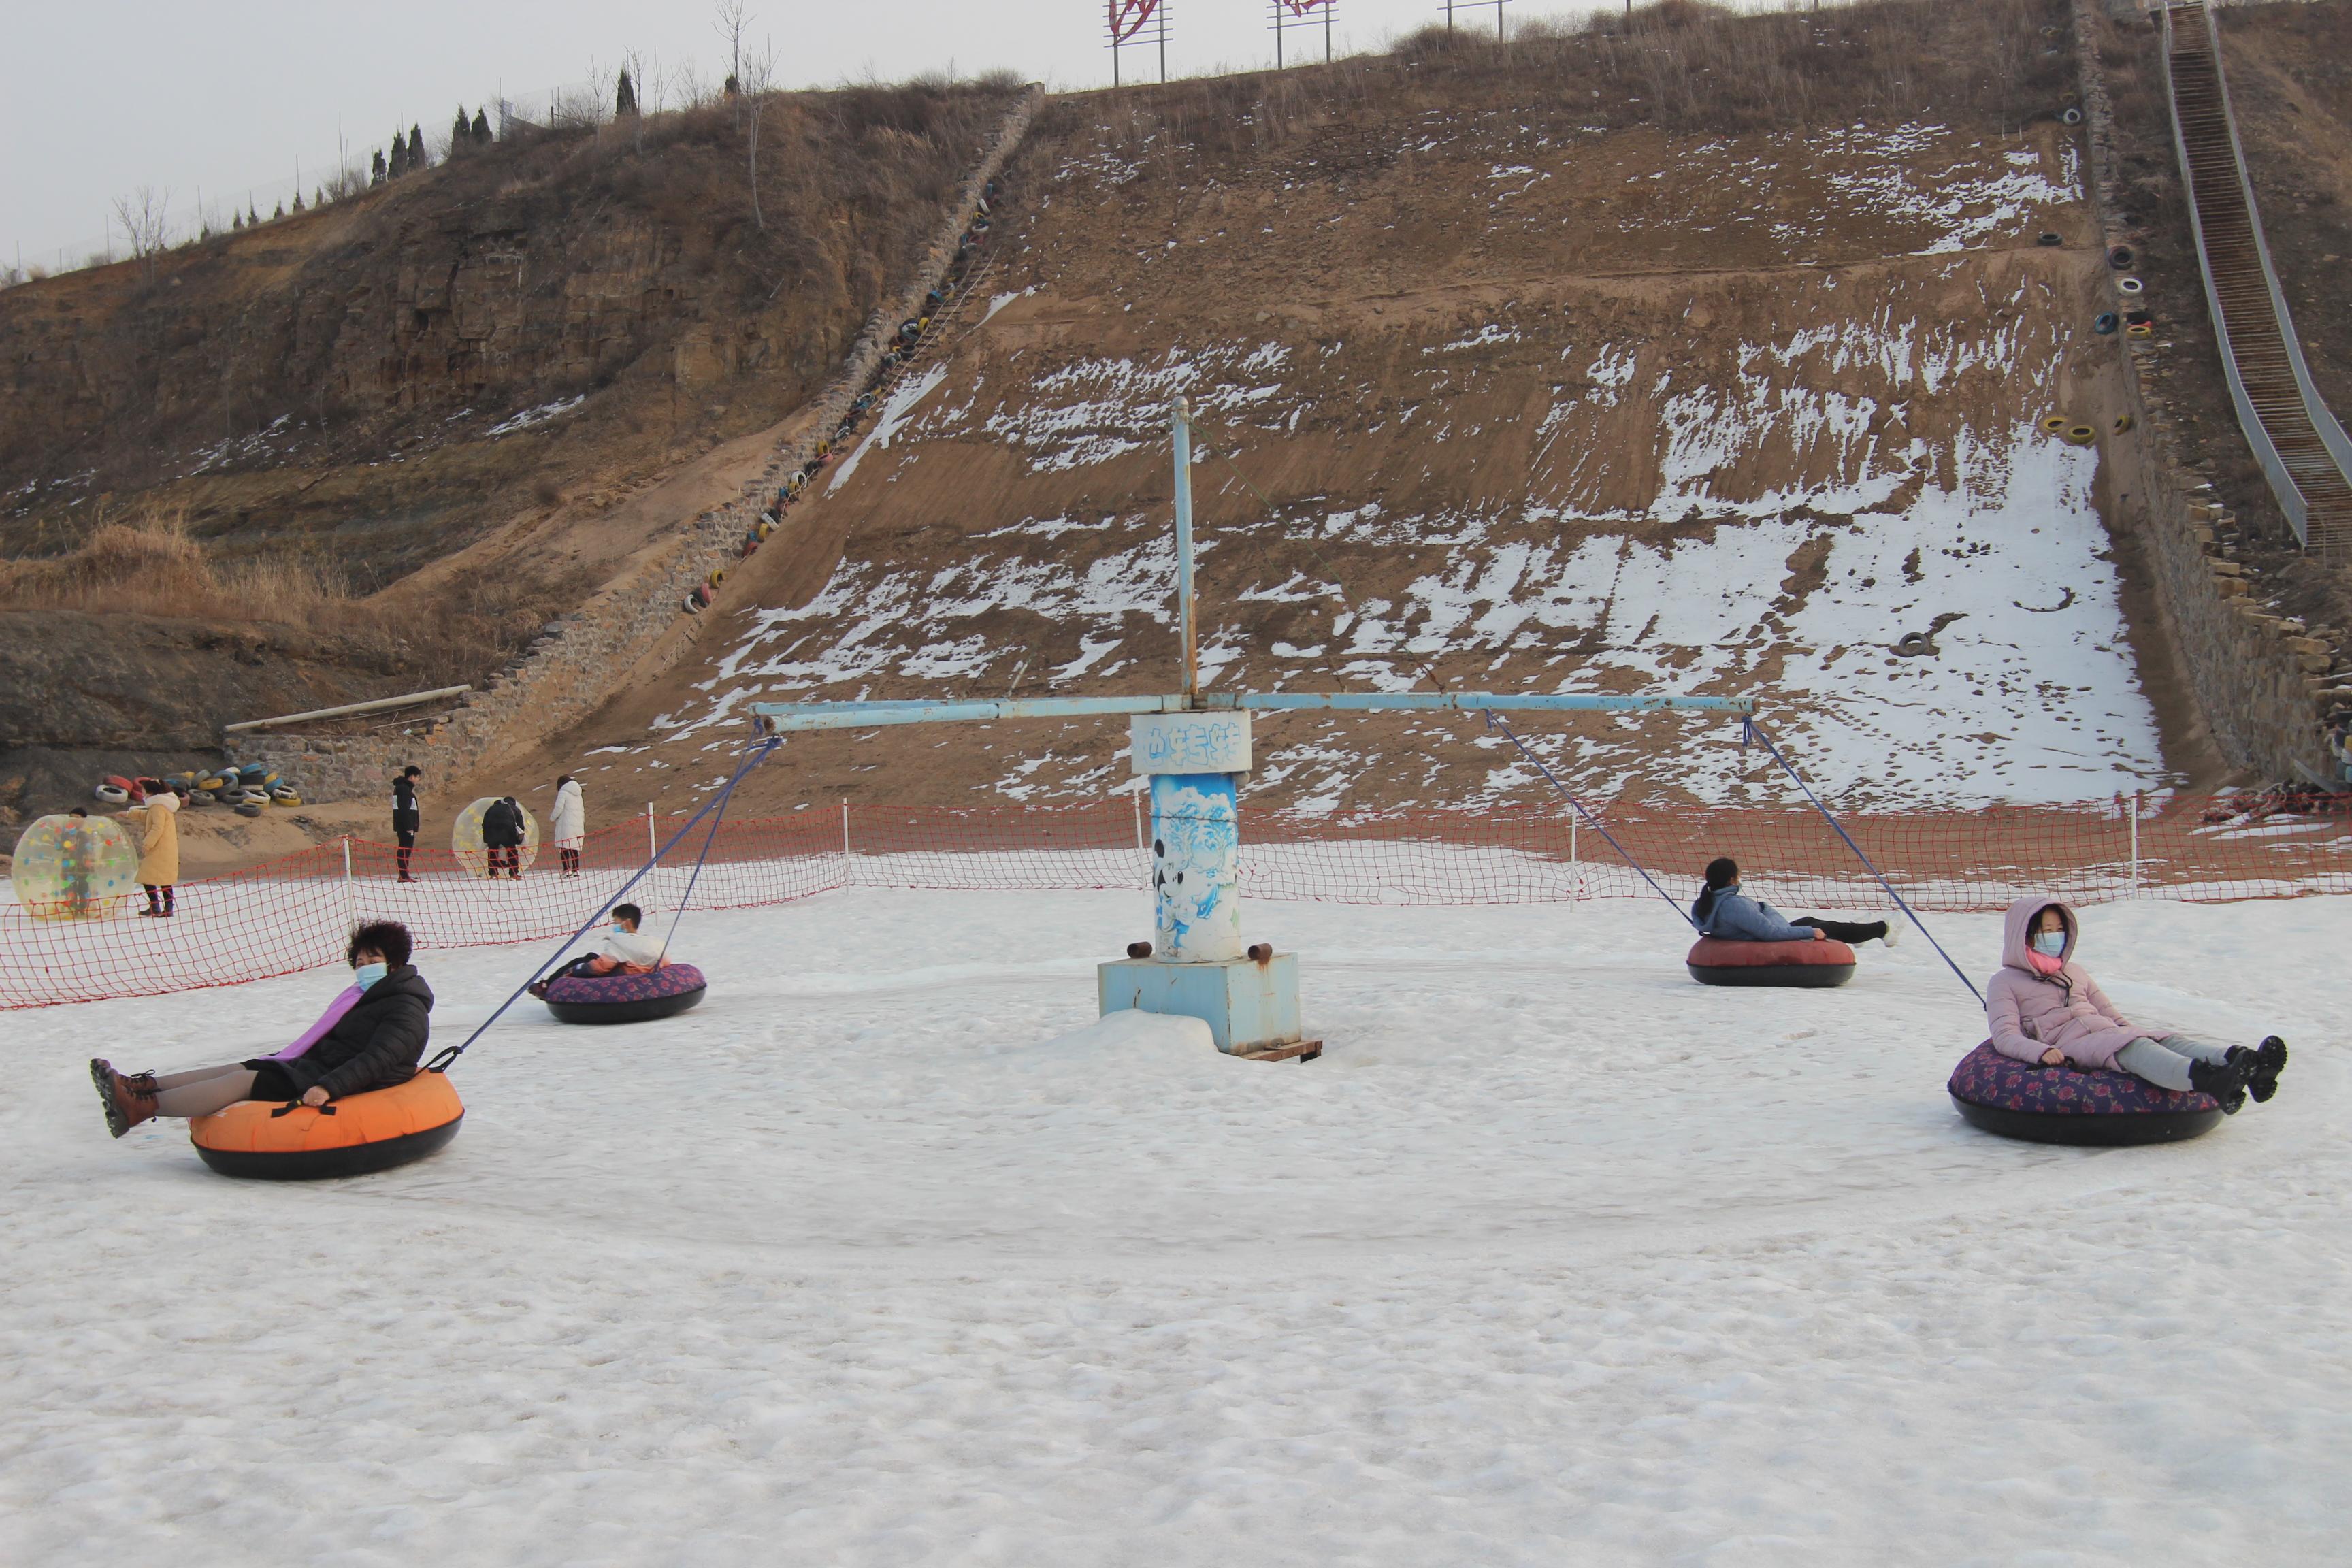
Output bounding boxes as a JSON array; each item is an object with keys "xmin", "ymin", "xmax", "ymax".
[{"xmin": 189, "ymin": 1071, "xmax": 464, "ymax": 1180}]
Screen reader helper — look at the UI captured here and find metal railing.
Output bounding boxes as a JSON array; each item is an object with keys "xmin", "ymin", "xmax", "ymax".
[{"xmin": 2160, "ymin": 0, "xmax": 2352, "ymax": 555}]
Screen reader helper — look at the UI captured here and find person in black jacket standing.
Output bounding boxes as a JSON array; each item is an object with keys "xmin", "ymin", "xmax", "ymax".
[
  {"xmin": 88, "ymin": 921, "xmax": 434, "ymax": 1136},
  {"xmin": 392, "ymin": 766, "xmax": 423, "ymax": 882},
  {"xmin": 480, "ymin": 794, "xmax": 525, "ymax": 879}
]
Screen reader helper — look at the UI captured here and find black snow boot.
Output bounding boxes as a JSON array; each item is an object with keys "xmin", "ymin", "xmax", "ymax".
[
  {"xmin": 2188, "ymin": 1055, "xmax": 2247, "ymax": 1115},
  {"xmin": 89, "ymin": 1059, "xmax": 159, "ymax": 1139},
  {"xmin": 2229, "ymin": 1037, "xmax": 2288, "ymax": 1104}
]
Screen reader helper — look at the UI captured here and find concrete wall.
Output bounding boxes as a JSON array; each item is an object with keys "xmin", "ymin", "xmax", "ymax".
[
  {"xmin": 2071, "ymin": 0, "xmax": 2349, "ymax": 786},
  {"xmin": 232, "ymin": 88, "xmax": 1044, "ymax": 802}
]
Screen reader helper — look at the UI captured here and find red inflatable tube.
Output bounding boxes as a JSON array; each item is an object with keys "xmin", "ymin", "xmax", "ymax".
[{"xmin": 1686, "ymin": 936, "xmax": 1857, "ymax": 988}]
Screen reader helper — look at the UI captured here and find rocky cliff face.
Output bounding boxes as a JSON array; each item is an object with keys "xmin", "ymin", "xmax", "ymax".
[
  {"xmin": 0, "ymin": 81, "xmax": 1022, "ymax": 804},
  {"xmin": 2, "ymin": 85, "xmax": 1021, "ymax": 578}
]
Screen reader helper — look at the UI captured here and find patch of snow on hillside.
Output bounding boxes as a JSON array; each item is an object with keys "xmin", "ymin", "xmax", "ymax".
[
  {"xmin": 1429, "ymin": 324, "xmax": 1520, "ymax": 355},
  {"xmin": 982, "ymin": 286, "xmax": 1035, "ymax": 323},
  {"xmin": 1293, "ymin": 429, "xmax": 2157, "ymax": 804},
  {"xmin": 486, "ymin": 395, "xmax": 584, "ymax": 438},
  {"xmin": 970, "ymin": 344, "xmax": 1294, "ymax": 473},
  {"xmin": 830, "ymin": 363, "xmax": 947, "ymax": 492},
  {"xmin": 1794, "ymin": 122, "xmax": 2081, "ymax": 254}
]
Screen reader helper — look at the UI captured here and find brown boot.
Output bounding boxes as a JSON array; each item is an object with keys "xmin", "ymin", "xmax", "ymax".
[{"xmin": 88, "ymin": 1059, "xmax": 159, "ymax": 1139}]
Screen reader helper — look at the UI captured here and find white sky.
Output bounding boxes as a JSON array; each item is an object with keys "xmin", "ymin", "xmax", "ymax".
[{"xmin": 3, "ymin": 0, "xmax": 1622, "ymax": 270}]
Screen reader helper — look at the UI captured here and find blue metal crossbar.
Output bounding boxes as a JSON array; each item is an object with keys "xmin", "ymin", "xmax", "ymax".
[{"xmin": 751, "ymin": 691, "xmax": 1754, "ymax": 732}]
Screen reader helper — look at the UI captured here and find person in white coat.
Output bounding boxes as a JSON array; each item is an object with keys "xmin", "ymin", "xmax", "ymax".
[{"xmin": 551, "ymin": 774, "xmax": 586, "ymax": 877}]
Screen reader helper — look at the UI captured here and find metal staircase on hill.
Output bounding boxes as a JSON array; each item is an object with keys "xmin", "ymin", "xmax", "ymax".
[
  {"xmin": 2161, "ymin": 0, "xmax": 2352, "ymax": 557},
  {"xmin": 896, "ymin": 248, "xmax": 1010, "ymax": 382}
]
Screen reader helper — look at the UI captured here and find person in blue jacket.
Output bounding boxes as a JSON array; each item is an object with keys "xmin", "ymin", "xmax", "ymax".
[{"xmin": 1690, "ymin": 858, "xmax": 1897, "ymax": 945}]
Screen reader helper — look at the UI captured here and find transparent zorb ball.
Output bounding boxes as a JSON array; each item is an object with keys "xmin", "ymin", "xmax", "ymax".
[
  {"xmin": 451, "ymin": 796, "xmax": 540, "ymax": 878},
  {"xmin": 11, "ymin": 814, "xmax": 142, "ymax": 919}
]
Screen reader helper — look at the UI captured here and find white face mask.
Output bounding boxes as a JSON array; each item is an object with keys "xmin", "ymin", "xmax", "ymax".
[
  {"xmin": 353, "ymin": 961, "xmax": 389, "ymax": 990},
  {"xmin": 2029, "ymin": 930, "xmax": 2066, "ymax": 958}
]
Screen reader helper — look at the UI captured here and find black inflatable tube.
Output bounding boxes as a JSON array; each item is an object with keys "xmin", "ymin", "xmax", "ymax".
[
  {"xmin": 1687, "ymin": 962, "xmax": 1855, "ymax": 989},
  {"xmin": 193, "ymin": 1116, "xmax": 463, "ymax": 1180},
  {"xmin": 1950, "ymin": 1096, "xmax": 2221, "ymax": 1147},
  {"xmin": 545, "ymin": 985, "xmax": 707, "ymax": 1025}
]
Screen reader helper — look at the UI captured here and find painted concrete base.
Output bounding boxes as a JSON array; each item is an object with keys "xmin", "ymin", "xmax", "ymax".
[{"xmin": 1097, "ymin": 953, "xmax": 1303, "ymax": 1055}]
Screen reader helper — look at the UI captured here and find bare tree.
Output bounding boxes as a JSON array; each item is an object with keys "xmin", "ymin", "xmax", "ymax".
[
  {"xmin": 713, "ymin": 0, "xmax": 751, "ymax": 126},
  {"xmin": 620, "ymin": 46, "xmax": 659, "ymax": 154},
  {"xmin": 112, "ymin": 186, "xmax": 171, "ymax": 285},
  {"xmin": 740, "ymin": 37, "xmax": 780, "ymax": 229}
]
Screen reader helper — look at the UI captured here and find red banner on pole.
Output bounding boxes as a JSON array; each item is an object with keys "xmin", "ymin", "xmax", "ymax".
[
  {"xmin": 1110, "ymin": 0, "xmax": 1160, "ymax": 42},
  {"xmin": 1277, "ymin": 0, "xmax": 1332, "ymax": 12}
]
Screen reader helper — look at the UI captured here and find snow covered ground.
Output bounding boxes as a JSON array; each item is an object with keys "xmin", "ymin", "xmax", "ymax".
[{"xmin": 4, "ymin": 887, "xmax": 2348, "ymax": 1565}]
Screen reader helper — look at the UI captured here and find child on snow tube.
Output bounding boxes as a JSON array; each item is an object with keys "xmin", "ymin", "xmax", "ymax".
[
  {"xmin": 1690, "ymin": 858, "xmax": 1897, "ymax": 947},
  {"xmin": 88, "ymin": 921, "xmax": 434, "ymax": 1137},
  {"xmin": 529, "ymin": 903, "xmax": 670, "ymax": 997},
  {"xmin": 1986, "ymin": 898, "xmax": 2287, "ymax": 1113}
]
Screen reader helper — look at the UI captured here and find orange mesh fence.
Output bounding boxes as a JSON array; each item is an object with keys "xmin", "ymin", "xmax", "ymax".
[{"xmin": 3, "ymin": 794, "xmax": 2344, "ymax": 1009}]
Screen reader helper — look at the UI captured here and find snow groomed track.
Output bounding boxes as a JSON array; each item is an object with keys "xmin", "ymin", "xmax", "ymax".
[{"xmin": 3, "ymin": 886, "xmax": 2346, "ymax": 1563}]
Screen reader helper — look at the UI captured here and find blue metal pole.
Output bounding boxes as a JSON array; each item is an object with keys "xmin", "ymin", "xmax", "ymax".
[
  {"xmin": 1173, "ymin": 396, "xmax": 1197, "ymax": 699},
  {"xmin": 748, "ymin": 691, "xmax": 1755, "ymax": 730},
  {"xmin": 1235, "ymin": 691, "xmax": 1756, "ymax": 716}
]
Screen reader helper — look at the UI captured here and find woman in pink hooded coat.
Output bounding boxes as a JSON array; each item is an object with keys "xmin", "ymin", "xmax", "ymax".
[{"xmin": 1986, "ymin": 897, "xmax": 2287, "ymax": 1112}]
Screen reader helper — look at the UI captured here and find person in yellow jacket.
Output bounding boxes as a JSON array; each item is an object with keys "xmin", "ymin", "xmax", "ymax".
[{"xmin": 123, "ymin": 784, "xmax": 182, "ymax": 917}]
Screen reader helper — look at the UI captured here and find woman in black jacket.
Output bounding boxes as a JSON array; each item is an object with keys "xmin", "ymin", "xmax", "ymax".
[{"xmin": 89, "ymin": 921, "xmax": 434, "ymax": 1138}]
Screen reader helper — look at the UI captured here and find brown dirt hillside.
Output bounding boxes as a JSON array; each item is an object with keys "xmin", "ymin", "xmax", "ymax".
[
  {"xmin": 2087, "ymin": 0, "xmax": 2352, "ymax": 632},
  {"xmin": 0, "ymin": 79, "xmax": 1021, "ymax": 822},
  {"xmin": 493, "ymin": 0, "xmax": 2221, "ymax": 825}
]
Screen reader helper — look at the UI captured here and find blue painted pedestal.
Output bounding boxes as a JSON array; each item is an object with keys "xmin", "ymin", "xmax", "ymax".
[{"xmin": 1098, "ymin": 953, "xmax": 1305, "ymax": 1056}]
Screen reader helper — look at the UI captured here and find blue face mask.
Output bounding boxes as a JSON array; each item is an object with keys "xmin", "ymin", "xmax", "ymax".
[
  {"xmin": 2029, "ymin": 930, "xmax": 2066, "ymax": 958},
  {"xmin": 353, "ymin": 961, "xmax": 389, "ymax": 990},
  {"xmin": 610, "ymin": 923, "xmax": 630, "ymax": 936}
]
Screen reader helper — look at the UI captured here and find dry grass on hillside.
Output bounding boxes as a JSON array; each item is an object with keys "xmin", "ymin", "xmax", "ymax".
[
  {"xmin": 1066, "ymin": 0, "xmax": 2073, "ymax": 163},
  {"xmin": 0, "ymin": 510, "xmax": 580, "ymax": 685}
]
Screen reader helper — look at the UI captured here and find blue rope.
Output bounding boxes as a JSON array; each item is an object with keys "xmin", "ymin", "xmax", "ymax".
[
  {"xmin": 1481, "ymin": 710, "xmax": 1699, "ymax": 932},
  {"xmin": 1740, "ymin": 719, "xmax": 1982, "ymax": 1005},
  {"xmin": 427, "ymin": 736, "xmax": 781, "ymax": 1070}
]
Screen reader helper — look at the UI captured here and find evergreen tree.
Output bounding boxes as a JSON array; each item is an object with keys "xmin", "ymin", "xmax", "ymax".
[
  {"xmin": 248, "ymin": 202, "xmax": 260, "ymax": 226},
  {"xmin": 232, "ymin": 211, "xmax": 244, "ymax": 231},
  {"xmin": 724, "ymin": 74, "xmax": 740, "ymax": 97},
  {"xmin": 451, "ymin": 107, "xmax": 472, "ymax": 156},
  {"xmin": 272, "ymin": 201, "xmax": 284, "ymax": 220},
  {"xmin": 372, "ymin": 148, "xmax": 387, "ymax": 184},
  {"xmin": 408, "ymin": 125, "xmax": 425, "ymax": 169},
  {"xmin": 617, "ymin": 68, "xmax": 638, "ymax": 118},
  {"xmin": 314, "ymin": 187, "xmax": 325, "ymax": 209},
  {"xmin": 471, "ymin": 108, "xmax": 492, "ymax": 144},
  {"xmin": 292, "ymin": 190, "xmax": 305, "ymax": 212},
  {"xmin": 389, "ymin": 135, "xmax": 408, "ymax": 178}
]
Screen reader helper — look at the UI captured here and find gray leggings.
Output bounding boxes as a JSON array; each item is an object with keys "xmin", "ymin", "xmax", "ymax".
[
  {"xmin": 150, "ymin": 1065, "xmax": 264, "ymax": 1119},
  {"xmin": 2113, "ymin": 1034, "xmax": 2232, "ymax": 1093}
]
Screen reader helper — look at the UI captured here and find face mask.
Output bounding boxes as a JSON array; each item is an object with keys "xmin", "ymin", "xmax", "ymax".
[
  {"xmin": 353, "ymin": 961, "xmax": 389, "ymax": 990},
  {"xmin": 610, "ymin": 923, "xmax": 630, "ymax": 936},
  {"xmin": 2029, "ymin": 930, "xmax": 2066, "ymax": 958}
]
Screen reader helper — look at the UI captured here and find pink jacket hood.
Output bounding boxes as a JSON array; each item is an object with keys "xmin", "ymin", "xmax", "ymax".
[{"xmin": 2000, "ymin": 896, "xmax": 2074, "ymax": 973}]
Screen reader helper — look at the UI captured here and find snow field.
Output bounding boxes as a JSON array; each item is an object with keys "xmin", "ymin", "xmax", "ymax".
[{"xmin": 3, "ymin": 888, "xmax": 2349, "ymax": 1564}]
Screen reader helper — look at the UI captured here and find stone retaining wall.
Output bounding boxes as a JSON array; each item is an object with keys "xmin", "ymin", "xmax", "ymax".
[
  {"xmin": 2070, "ymin": 0, "xmax": 2347, "ymax": 785},
  {"xmin": 232, "ymin": 86, "xmax": 1045, "ymax": 803}
]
